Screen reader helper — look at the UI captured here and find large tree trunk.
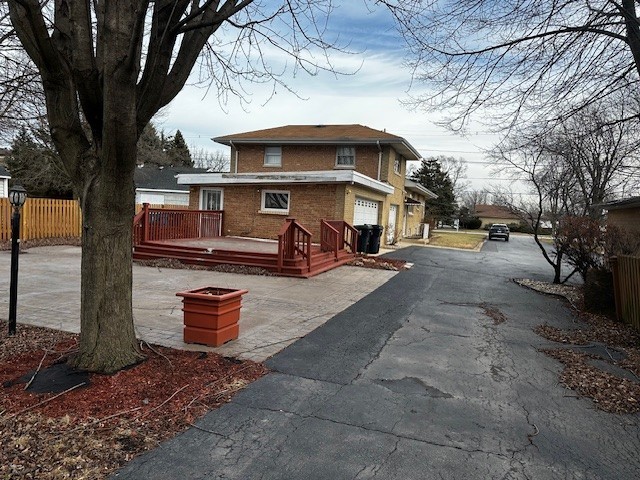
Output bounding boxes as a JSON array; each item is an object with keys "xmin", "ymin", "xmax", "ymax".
[
  {"xmin": 73, "ymin": 169, "xmax": 143, "ymax": 373},
  {"xmin": 71, "ymin": 3, "xmax": 144, "ymax": 372}
]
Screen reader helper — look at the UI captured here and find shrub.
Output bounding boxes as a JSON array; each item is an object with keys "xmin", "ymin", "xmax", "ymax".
[
  {"xmin": 460, "ymin": 216, "xmax": 482, "ymax": 229},
  {"xmin": 554, "ymin": 216, "xmax": 604, "ymax": 281},
  {"xmin": 506, "ymin": 222, "xmax": 533, "ymax": 234},
  {"xmin": 584, "ymin": 267, "xmax": 615, "ymax": 315}
]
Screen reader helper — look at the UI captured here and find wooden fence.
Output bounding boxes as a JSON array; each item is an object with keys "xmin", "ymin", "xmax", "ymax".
[
  {"xmin": 0, "ymin": 199, "xmax": 194, "ymax": 242},
  {"xmin": 0, "ymin": 197, "xmax": 82, "ymax": 241},
  {"xmin": 611, "ymin": 255, "xmax": 640, "ymax": 331}
]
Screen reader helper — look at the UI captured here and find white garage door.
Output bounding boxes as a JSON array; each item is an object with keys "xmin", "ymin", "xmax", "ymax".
[{"xmin": 354, "ymin": 197, "xmax": 379, "ymax": 225}]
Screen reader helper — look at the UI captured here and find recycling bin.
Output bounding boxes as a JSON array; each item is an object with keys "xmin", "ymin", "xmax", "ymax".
[
  {"xmin": 368, "ymin": 225, "xmax": 384, "ymax": 254},
  {"xmin": 355, "ymin": 225, "xmax": 372, "ymax": 253}
]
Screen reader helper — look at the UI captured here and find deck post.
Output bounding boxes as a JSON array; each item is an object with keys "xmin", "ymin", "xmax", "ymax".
[
  {"xmin": 286, "ymin": 218, "xmax": 295, "ymax": 258},
  {"xmin": 142, "ymin": 203, "xmax": 150, "ymax": 243}
]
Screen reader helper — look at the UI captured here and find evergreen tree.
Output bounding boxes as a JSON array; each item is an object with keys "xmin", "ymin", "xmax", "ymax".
[
  {"xmin": 6, "ymin": 121, "xmax": 179, "ymax": 199},
  {"xmin": 137, "ymin": 123, "xmax": 170, "ymax": 166},
  {"xmin": 411, "ymin": 157, "xmax": 457, "ymax": 222},
  {"xmin": 6, "ymin": 126, "xmax": 73, "ymax": 198},
  {"xmin": 166, "ymin": 130, "xmax": 193, "ymax": 167}
]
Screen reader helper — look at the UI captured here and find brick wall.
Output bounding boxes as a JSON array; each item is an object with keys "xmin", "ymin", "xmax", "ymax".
[
  {"xmin": 404, "ymin": 201, "xmax": 425, "ymax": 237},
  {"xmin": 235, "ymin": 144, "xmax": 381, "ymax": 179},
  {"xmin": 188, "ymin": 187, "xmax": 199, "ymax": 209},
  {"xmin": 608, "ymin": 208, "xmax": 640, "ymax": 235},
  {"xmin": 215, "ymin": 184, "xmax": 344, "ymax": 240}
]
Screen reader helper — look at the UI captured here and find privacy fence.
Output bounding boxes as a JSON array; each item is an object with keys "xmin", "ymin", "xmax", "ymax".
[
  {"xmin": 0, "ymin": 198, "xmax": 82, "ymax": 241},
  {"xmin": 611, "ymin": 255, "xmax": 640, "ymax": 331},
  {"xmin": 0, "ymin": 199, "xmax": 187, "ymax": 242}
]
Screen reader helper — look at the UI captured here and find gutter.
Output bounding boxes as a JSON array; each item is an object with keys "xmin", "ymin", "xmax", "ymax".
[
  {"xmin": 376, "ymin": 140, "xmax": 382, "ymax": 181},
  {"xmin": 230, "ymin": 140, "xmax": 238, "ymax": 174}
]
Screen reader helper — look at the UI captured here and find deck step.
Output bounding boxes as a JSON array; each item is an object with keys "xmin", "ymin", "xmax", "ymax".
[{"xmin": 133, "ymin": 242, "xmax": 356, "ymax": 278}]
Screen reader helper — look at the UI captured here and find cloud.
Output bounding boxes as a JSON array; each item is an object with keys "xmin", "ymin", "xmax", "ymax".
[{"xmin": 158, "ymin": 1, "xmax": 503, "ymax": 191}]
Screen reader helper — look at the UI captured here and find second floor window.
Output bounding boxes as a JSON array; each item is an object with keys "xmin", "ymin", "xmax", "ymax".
[
  {"xmin": 336, "ymin": 146, "xmax": 356, "ymax": 167},
  {"xmin": 264, "ymin": 146, "xmax": 282, "ymax": 166}
]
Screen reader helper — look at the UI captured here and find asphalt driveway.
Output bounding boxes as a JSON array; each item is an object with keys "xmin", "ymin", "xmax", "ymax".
[{"xmin": 115, "ymin": 236, "xmax": 640, "ymax": 479}]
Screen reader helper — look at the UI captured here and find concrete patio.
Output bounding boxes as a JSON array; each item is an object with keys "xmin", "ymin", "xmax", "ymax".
[{"xmin": 0, "ymin": 246, "xmax": 397, "ymax": 361}]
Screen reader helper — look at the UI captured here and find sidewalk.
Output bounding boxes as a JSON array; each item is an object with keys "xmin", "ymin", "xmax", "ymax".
[{"xmin": 0, "ymin": 246, "xmax": 397, "ymax": 362}]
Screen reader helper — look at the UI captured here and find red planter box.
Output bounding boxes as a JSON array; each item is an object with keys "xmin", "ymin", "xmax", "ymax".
[{"xmin": 176, "ymin": 287, "xmax": 248, "ymax": 347}]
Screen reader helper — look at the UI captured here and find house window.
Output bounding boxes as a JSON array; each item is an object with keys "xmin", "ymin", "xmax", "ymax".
[
  {"xmin": 264, "ymin": 146, "xmax": 282, "ymax": 167},
  {"xmin": 261, "ymin": 190, "xmax": 290, "ymax": 214},
  {"xmin": 201, "ymin": 188, "xmax": 223, "ymax": 210},
  {"xmin": 336, "ymin": 146, "xmax": 356, "ymax": 167}
]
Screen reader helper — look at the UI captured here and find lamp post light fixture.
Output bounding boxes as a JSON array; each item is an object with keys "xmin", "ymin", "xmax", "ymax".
[{"xmin": 8, "ymin": 184, "xmax": 27, "ymax": 335}]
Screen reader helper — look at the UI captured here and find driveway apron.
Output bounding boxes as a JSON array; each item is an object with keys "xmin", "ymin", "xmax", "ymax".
[{"xmin": 115, "ymin": 237, "xmax": 640, "ymax": 479}]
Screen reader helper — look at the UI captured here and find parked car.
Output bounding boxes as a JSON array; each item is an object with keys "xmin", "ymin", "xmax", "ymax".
[{"xmin": 488, "ymin": 223, "xmax": 510, "ymax": 241}]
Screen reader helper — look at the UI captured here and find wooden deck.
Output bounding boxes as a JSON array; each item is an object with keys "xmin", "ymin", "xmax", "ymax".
[{"xmin": 132, "ymin": 206, "xmax": 358, "ymax": 278}]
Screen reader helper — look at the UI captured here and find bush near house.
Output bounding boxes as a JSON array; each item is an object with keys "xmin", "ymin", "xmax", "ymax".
[
  {"xmin": 555, "ymin": 216, "xmax": 640, "ymax": 316},
  {"xmin": 459, "ymin": 215, "xmax": 482, "ymax": 230}
]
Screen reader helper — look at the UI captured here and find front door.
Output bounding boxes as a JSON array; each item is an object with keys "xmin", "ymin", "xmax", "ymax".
[{"xmin": 387, "ymin": 204, "xmax": 398, "ymax": 243}]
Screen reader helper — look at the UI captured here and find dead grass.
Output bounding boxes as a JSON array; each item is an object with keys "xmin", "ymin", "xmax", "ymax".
[{"xmin": 428, "ymin": 232, "xmax": 485, "ymax": 250}]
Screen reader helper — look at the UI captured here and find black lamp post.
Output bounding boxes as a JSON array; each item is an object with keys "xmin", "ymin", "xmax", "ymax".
[{"xmin": 8, "ymin": 184, "xmax": 27, "ymax": 335}]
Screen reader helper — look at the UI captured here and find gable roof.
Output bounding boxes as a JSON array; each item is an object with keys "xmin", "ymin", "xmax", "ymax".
[
  {"xmin": 474, "ymin": 204, "xmax": 520, "ymax": 220},
  {"xmin": 213, "ymin": 124, "xmax": 422, "ymax": 160},
  {"xmin": 134, "ymin": 165, "xmax": 207, "ymax": 192},
  {"xmin": 0, "ymin": 165, "xmax": 10, "ymax": 178}
]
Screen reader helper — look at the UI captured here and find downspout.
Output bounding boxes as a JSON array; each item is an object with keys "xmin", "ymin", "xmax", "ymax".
[
  {"xmin": 230, "ymin": 140, "xmax": 238, "ymax": 174},
  {"xmin": 376, "ymin": 140, "xmax": 382, "ymax": 181}
]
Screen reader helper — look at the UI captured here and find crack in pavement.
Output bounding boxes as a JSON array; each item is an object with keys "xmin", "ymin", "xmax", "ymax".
[{"xmin": 230, "ymin": 402, "xmax": 514, "ymax": 461}]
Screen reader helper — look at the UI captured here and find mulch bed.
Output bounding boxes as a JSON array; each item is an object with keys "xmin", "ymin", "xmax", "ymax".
[
  {"xmin": 347, "ymin": 255, "xmax": 407, "ymax": 271},
  {"xmin": 518, "ymin": 280, "xmax": 640, "ymax": 414},
  {"xmin": 0, "ymin": 321, "xmax": 267, "ymax": 479},
  {"xmin": 0, "ymin": 237, "xmax": 81, "ymax": 252},
  {"xmin": 134, "ymin": 258, "xmax": 275, "ymax": 276}
]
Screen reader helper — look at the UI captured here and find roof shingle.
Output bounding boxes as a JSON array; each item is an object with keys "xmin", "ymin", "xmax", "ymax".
[
  {"xmin": 214, "ymin": 124, "xmax": 402, "ymax": 143},
  {"xmin": 474, "ymin": 204, "xmax": 520, "ymax": 220}
]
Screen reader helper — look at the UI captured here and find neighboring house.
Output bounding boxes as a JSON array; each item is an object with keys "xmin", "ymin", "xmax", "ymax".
[
  {"xmin": 474, "ymin": 204, "xmax": 521, "ymax": 228},
  {"xmin": 0, "ymin": 164, "xmax": 10, "ymax": 198},
  {"xmin": 178, "ymin": 124, "xmax": 424, "ymax": 245},
  {"xmin": 600, "ymin": 196, "xmax": 640, "ymax": 235},
  {"xmin": 134, "ymin": 165, "xmax": 207, "ymax": 206},
  {"xmin": 404, "ymin": 178, "xmax": 437, "ymax": 237}
]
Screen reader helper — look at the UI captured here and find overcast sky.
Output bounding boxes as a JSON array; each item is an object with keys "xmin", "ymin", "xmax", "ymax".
[{"xmin": 155, "ymin": 1, "xmax": 507, "ymax": 195}]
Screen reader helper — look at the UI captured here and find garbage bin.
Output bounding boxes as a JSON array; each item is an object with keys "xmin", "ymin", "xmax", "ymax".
[
  {"xmin": 355, "ymin": 225, "xmax": 372, "ymax": 253},
  {"xmin": 368, "ymin": 225, "xmax": 384, "ymax": 254}
]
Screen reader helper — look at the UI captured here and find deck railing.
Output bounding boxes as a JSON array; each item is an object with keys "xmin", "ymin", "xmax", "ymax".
[
  {"xmin": 320, "ymin": 220, "xmax": 340, "ymax": 260},
  {"xmin": 277, "ymin": 217, "xmax": 312, "ymax": 273},
  {"xmin": 133, "ymin": 203, "xmax": 223, "ymax": 246},
  {"xmin": 326, "ymin": 220, "xmax": 358, "ymax": 253},
  {"xmin": 611, "ymin": 255, "xmax": 640, "ymax": 331}
]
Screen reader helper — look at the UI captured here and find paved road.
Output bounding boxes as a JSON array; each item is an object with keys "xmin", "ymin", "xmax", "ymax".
[{"xmin": 115, "ymin": 236, "xmax": 640, "ymax": 479}]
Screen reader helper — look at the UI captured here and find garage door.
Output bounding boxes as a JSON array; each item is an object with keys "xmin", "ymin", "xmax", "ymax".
[{"xmin": 354, "ymin": 197, "xmax": 379, "ymax": 225}]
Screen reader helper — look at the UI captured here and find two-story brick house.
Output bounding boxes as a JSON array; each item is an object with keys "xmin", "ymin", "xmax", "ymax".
[{"xmin": 177, "ymin": 124, "xmax": 424, "ymax": 245}]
